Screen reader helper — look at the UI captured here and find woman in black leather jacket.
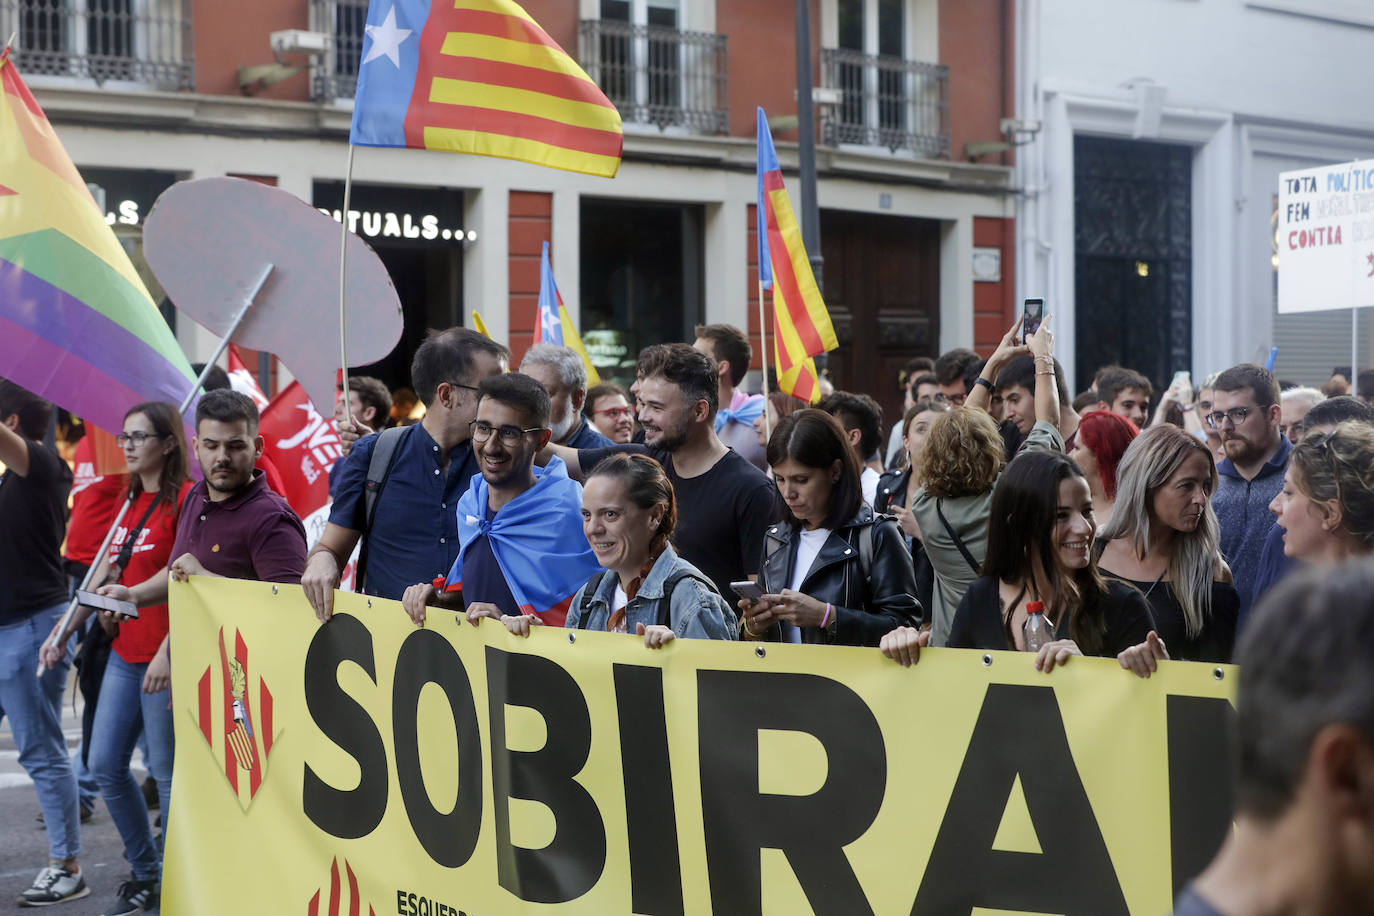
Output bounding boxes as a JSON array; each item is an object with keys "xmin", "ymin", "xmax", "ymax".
[{"xmin": 738, "ymin": 409, "xmax": 920, "ymax": 646}]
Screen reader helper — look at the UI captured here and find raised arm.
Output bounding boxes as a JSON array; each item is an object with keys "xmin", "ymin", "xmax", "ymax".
[
  {"xmin": 1026, "ymin": 315, "xmax": 1061, "ymax": 432},
  {"xmin": 966, "ymin": 320, "xmax": 1028, "ymax": 414}
]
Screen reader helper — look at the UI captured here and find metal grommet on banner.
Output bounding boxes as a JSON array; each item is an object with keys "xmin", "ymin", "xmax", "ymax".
[
  {"xmin": 271, "ymin": 585, "xmax": 278, "ymax": 595},
  {"xmin": 755, "ymin": 646, "xmax": 766, "ymax": 659},
  {"xmin": 1213, "ymin": 667, "xmax": 1225, "ymax": 681},
  {"xmin": 982, "ymin": 654, "xmax": 993, "ymax": 667},
  {"xmin": 367, "ymin": 599, "xmax": 373, "ymax": 609},
  {"xmin": 567, "ymin": 632, "xmax": 576, "ymax": 644}
]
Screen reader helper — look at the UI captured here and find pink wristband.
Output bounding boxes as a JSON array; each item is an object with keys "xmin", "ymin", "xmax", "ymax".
[{"xmin": 821, "ymin": 603, "xmax": 832, "ymax": 629}]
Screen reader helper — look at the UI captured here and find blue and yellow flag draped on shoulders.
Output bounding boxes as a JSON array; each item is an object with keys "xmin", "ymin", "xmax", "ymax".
[
  {"xmin": 350, "ymin": 0, "xmax": 623, "ymax": 178},
  {"xmin": 444, "ymin": 456, "xmax": 600, "ymax": 624}
]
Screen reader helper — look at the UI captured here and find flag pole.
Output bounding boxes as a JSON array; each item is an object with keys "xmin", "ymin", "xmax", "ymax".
[
  {"xmin": 337, "ymin": 144, "xmax": 357, "ymax": 427},
  {"xmin": 757, "ymin": 278, "xmax": 772, "ymax": 443},
  {"xmin": 36, "ymin": 264, "xmax": 273, "ymax": 676}
]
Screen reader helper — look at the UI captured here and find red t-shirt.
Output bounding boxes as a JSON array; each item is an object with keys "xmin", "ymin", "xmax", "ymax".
[
  {"xmin": 107, "ymin": 481, "xmax": 193, "ymax": 664},
  {"xmin": 64, "ymin": 437, "xmax": 128, "ymax": 566}
]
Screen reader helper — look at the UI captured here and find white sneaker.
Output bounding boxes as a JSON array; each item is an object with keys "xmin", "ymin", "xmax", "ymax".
[{"xmin": 17, "ymin": 865, "xmax": 89, "ymax": 907}]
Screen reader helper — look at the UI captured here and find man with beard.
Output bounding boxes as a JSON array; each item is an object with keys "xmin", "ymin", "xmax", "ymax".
[
  {"xmin": 519, "ymin": 343, "xmax": 612, "ymax": 449},
  {"xmin": 399, "ymin": 374, "xmax": 599, "ymax": 628},
  {"xmin": 1209, "ymin": 363, "xmax": 1291, "ymax": 621},
  {"xmin": 161, "ymin": 389, "xmax": 307, "ymax": 584},
  {"xmin": 547, "ymin": 343, "xmax": 777, "ymax": 599}
]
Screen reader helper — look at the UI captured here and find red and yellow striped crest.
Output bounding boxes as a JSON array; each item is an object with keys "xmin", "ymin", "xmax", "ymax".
[
  {"xmin": 195, "ymin": 627, "xmax": 277, "ymax": 809},
  {"xmin": 307, "ymin": 858, "xmax": 376, "ymax": 916}
]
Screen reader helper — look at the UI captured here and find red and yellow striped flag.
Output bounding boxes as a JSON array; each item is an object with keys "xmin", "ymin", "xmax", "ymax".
[
  {"xmin": 756, "ymin": 108, "xmax": 836, "ymax": 401},
  {"xmin": 350, "ymin": 0, "xmax": 623, "ymax": 178}
]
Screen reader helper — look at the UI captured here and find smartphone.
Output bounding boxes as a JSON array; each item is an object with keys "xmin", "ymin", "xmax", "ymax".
[
  {"xmin": 730, "ymin": 581, "xmax": 765, "ymax": 603},
  {"xmin": 76, "ymin": 589, "xmax": 139, "ymax": 619},
  {"xmin": 1021, "ymin": 298, "xmax": 1045, "ymax": 342},
  {"xmin": 1171, "ymin": 369, "xmax": 1191, "ymax": 389}
]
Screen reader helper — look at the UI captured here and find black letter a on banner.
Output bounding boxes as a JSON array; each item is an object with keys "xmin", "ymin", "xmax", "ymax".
[{"xmin": 911, "ymin": 684, "xmax": 1128, "ymax": 916}]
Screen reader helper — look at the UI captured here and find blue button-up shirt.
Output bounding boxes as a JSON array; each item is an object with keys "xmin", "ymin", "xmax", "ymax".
[{"xmin": 329, "ymin": 424, "xmax": 480, "ymax": 599}]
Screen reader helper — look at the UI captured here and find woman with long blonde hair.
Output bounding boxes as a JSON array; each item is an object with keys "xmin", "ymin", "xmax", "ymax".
[{"xmin": 1097, "ymin": 424, "xmax": 1239, "ymax": 674}]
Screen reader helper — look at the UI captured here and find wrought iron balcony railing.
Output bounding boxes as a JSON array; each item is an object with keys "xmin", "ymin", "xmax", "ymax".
[
  {"xmin": 311, "ymin": 0, "xmax": 364, "ymax": 102},
  {"xmin": 820, "ymin": 48, "xmax": 949, "ymax": 159},
  {"xmin": 579, "ymin": 18, "xmax": 727, "ymax": 135},
  {"xmin": 0, "ymin": 0, "xmax": 192, "ymax": 89}
]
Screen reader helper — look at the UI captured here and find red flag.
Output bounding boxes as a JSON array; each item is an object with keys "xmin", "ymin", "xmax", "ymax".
[
  {"xmin": 258, "ymin": 382, "xmax": 357, "ymax": 588},
  {"xmin": 226, "ymin": 345, "xmax": 269, "ymax": 410}
]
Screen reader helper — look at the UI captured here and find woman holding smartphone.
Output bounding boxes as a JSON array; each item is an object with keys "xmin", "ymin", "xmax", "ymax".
[
  {"xmin": 42, "ymin": 402, "xmax": 189, "ymax": 914},
  {"xmin": 738, "ymin": 409, "xmax": 919, "ymax": 646}
]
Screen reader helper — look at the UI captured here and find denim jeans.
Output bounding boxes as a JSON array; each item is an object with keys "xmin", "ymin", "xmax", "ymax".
[
  {"xmin": 0, "ymin": 603, "xmax": 81, "ymax": 861},
  {"xmin": 88, "ymin": 652, "xmax": 173, "ymax": 882}
]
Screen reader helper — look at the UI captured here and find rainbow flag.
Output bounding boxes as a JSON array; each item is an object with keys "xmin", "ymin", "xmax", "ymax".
[
  {"xmin": 535, "ymin": 241, "xmax": 600, "ymax": 385},
  {"xmin": 756, "ymin": 107, "xmax": 835, "ymax": 403},
  {"xmin": 350, "ymin": 0, "xmax": 623, "ymax": 179},
  {"xmin": 0, "ymin": 51, "xmax": 195, "ymax": 434}
]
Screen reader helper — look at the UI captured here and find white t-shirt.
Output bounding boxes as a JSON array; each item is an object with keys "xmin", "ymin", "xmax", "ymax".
[
  {"xmin": 782, "ymin": 527, "xmax": 832, "ymax": 644},
  {"xmin": 610, "ymin": 583, "xmax": 629, "ymax": 633},
  {"xmin": 861, "ymin": 466, "xmax": 880, "ymax": 507}
]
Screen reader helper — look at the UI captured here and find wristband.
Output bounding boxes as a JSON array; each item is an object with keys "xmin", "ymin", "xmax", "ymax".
[
  {"xmin": 974, "ymin": 377, "xmax": 994, "ymax": 391},
  {"xmin": 820, "ymin": 603, "xmax": 833, "ymax": 629},
  {"xmin": 1181, "ymin": 403, "xmax": 1195, "ymax": 413}
]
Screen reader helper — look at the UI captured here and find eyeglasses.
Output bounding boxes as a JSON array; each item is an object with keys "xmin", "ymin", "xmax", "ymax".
[
  {"xmin": 450, "ymin": 382, "xmax": 481, "ymax": 394},
  {"xmin": 469, "ymin": 419, "xmax": 544, "ymax": 446},
  {"xmin": 115, "ymin": 432, "xmax": 163, "ymax": 447},
  {"xmin": 1205, "ymin": 407, "xmax": 1254, "ymax": 429},
  {"xmin": 594, "ymin": 406, "xmax": 634, "ymax": 421}
]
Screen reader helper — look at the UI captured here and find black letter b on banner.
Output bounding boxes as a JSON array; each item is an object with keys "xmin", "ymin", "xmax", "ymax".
[
  {"xmin": 697, "ymin": 670, "xmax": 886, "ymax": 916},
  {"xmin": 486, "ymin": 647, "xmax": 606, "ymax": 903}
]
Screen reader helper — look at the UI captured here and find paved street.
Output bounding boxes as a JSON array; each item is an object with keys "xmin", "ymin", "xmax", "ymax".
[{"xmin": 0, "ymin": 677, "xmax": 159, "ymax": 915}]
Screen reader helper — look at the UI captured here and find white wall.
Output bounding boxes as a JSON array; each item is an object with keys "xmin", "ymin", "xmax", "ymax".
[{"xmin": 1016, "ymin": 0, "xmax": 1374, "ymax": 388}]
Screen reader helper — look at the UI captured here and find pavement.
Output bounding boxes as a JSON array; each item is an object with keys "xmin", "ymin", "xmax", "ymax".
[{"xmin": 0, "ymin": 674, "xmax": 160, "ymax": 915}]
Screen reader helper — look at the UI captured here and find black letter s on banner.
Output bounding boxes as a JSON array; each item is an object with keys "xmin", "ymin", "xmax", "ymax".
[{"xmin": 302, "ymin": 615, "xmax": 388, "ymax": 839}]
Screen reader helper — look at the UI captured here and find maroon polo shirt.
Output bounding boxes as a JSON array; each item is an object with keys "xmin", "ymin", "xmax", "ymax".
[{"xmin": 170, "ymin": 470, "xmax": 307, "ymax": 584}]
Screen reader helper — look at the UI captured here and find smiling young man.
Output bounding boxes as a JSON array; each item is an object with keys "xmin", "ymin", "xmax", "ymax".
[
  {"xmin": 400, "ymin": 373, "xmax": 599, "ymax": 628},
  {"xmin": 547, "ymin": 343, "xmax": 777, "ymax": 599},
  {"xmin": 1093, "ymin": 365, "xmax": 1153, "ymax": 429},
  {"xmin": 1209, "ymin": 363, "xmax": 1291, "ymax": 621}
]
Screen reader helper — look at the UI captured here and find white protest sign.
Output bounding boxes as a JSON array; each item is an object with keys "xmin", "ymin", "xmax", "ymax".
[{"xmin": 1277, "ymin": 159, "xmax": 1374, "ymax": 314}]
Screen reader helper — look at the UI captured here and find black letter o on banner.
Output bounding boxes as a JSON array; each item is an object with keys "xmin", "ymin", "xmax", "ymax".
[{"xmin": 393, "ymin": 629, "xmax": 484, "ymax": 868}]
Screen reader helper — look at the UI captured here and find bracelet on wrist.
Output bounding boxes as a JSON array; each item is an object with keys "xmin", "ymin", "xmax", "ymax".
[{"xmin": 974, "ymin": 377, "xmax": 994, "ymax": 391}]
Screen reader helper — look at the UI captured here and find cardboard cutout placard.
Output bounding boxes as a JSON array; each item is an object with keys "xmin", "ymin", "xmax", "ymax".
[{"xmin": 143, "ymin": 177, "xmax": 403, "ymax": 415}]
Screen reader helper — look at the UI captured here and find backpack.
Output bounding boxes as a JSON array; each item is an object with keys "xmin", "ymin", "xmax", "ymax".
[
  {"xmin": 355, "ymin": 425, "xmax": 411, "ymax": 592},
  {"xmin": 574, "ymin": 568, "xmax": 717, "ymax": 630}
]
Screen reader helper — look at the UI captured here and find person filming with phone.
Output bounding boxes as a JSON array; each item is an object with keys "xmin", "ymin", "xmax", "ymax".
[{"xmin": 738, "ymin": 409, "xmax": 919, "ymax": 645}]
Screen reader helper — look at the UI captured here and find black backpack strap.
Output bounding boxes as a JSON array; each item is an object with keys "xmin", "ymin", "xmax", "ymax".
[
  {"xmin": 658, "ymin": 568, "xmax": 718, "ymax": 628},
  {"xmin": 935, "ymin": 498, "xmax": 981, "ymax": 575},
  {"xmin": 355, "ymin": 426, "xmax": 410, "ymax": 592},
  {"xmin": 576, "ymin": 570, "xmax": 614, "ymax": 629}
]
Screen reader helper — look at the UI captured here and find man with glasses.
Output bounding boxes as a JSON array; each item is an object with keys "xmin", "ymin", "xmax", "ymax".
[
  {"xmin": 399, "ymin": 374, "xmax": 598, "ymax": 628},
  {"xmin": 302, "ymin": 328, "xmax": 510, "ymax": 620},
  {"xmin": 1209, "ymin": 363, "xmax": 1292, "ymax": 621}
]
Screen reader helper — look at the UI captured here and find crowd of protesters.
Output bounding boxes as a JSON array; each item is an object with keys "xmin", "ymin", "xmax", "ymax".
[{"xmin": 4, "ymin": 317, "xmax": 1374, "ymax": 913}]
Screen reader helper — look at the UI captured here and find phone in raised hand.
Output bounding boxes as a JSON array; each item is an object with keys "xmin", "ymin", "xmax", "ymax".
[{"xmin": 1021, "ymin": 298, "xmax": 1045, "ymax": 343}]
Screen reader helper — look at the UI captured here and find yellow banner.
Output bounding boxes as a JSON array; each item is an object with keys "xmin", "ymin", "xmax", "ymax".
[{"xmin": 165, "ymin": 578, "xmax": 1237, "ymax": 916}]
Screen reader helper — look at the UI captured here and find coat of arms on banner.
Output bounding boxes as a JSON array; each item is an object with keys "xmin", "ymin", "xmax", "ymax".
[{"xmin": 190, "ymin": 626, "xmax": 281, "ymax": 810}]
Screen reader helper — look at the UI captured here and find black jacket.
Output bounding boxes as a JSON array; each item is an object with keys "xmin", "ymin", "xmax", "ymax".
[
  {"xmin": 875, "ymin": 467, "xmax": 933, "ymax": 626},
  {"xmin": 757, "ymin": 505, "xmax": 920, "ymax": 646}
]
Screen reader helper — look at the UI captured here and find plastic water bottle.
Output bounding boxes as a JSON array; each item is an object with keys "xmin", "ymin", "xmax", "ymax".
[{"xmin": 1023, "ymin": 601, "xmax": 1054, "ymax": 652}]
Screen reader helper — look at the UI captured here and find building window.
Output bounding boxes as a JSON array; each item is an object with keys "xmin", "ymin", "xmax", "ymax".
[
  {"xmin": 822, "ymin": 0, "xmax": 948, "ymax": 158},
  {"xmin": 312, "ymin": 0, "xmax": 366, "ymax": 101},
  {"xmin": 2, "ymin": 0, "xmax": 193, "ymax": 89},
  {"xmin": 579, "ymin": 0, "xmax": 728, "ymax": 134}
]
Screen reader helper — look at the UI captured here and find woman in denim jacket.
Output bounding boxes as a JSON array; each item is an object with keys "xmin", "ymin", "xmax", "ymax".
[{"xmin": 500, "ymin": 453, "xmax": 737, "ymax": 646}]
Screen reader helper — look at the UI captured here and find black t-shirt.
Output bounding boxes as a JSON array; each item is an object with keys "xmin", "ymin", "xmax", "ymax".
[
  {"xmin": 948, "ymin": 575, "xmax": 1151, "ymax": 657},
  {"xmin": 1097, "ymin": 570, "xmax": 1240, "ymax": 663},
  {"xmin": 0, "ymin": 439, "xmax": 74, "ymax": 624},
  {"xmin": 580, "ymin": 444, "xmax": 778, "ymax": 598}
]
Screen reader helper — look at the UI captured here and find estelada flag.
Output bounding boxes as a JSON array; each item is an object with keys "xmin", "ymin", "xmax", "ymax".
[
  {"xmin": 756, "ymin": 107, "xmax": 838, "ymax": 388},
  {"xmin": 349, "ymin": 0, "xmax": 623, "ymax": 178},
  {"xmin": 534, "ymin": 240, "xmax": 601, "ymax": 384}
]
